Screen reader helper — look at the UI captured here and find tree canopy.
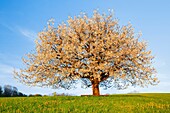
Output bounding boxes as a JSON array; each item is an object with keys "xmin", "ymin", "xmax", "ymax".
[{"xmin": 14, "ymin": 10, "xmax": 158, "ymax": 96}]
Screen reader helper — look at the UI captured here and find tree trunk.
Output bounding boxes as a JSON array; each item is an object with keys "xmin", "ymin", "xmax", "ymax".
[{"xmin": 91, "ymin": 78, "xmax": 100, "ymax": 96}]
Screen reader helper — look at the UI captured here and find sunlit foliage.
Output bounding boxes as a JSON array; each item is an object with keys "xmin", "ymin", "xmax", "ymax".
[{"xmin": 14, "ymin": 10, "xmax": 158, "ymax": 95}]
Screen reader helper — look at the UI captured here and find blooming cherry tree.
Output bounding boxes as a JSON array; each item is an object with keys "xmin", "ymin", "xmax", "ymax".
[{"xmin": 14, "ymin": 11, "xmax": 158, "ymax": 96}]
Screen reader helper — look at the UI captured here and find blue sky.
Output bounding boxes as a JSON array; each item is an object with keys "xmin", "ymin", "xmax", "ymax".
[{"xmin": 0, "ymin": 0, "xmax": 170, "ymax": 95}]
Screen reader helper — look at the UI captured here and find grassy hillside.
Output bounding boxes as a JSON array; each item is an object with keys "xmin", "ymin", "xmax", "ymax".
[{"xmin": 0, "ymin": 93, "xmax": 169, "ymax": 113}]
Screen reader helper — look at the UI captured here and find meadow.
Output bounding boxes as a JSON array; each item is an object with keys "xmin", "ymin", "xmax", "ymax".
[{"xmin": 0, "ymin": 93, "xmax": 169, "ymax": 113}]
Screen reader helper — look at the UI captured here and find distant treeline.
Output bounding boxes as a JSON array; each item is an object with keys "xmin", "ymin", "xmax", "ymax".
[
  {"xmin": 0, "ymin": 85, "xmax": 73, "ymax": 97},
  {"xmin": 0, "ymin": 85, "xmax": 27, "ymax": 97}
]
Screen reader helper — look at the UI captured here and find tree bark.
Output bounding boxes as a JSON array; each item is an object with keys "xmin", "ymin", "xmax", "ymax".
[{"xmin": 91, "ymin": 78, "xmax": 100, "ymax": 96}]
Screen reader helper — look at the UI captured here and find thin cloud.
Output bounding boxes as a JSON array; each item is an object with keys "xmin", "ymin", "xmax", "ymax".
[
  {"xmin": 0, "ymin": 23, "xmax": 37, "ymax": 42},
  {"xmin": 0, "ymin": 63, "xmax": 14, "ymax": 75},
  {"xmin": 18, "ymin": 28, "xmax": 37, "ymax": 41},
  {"xmin": 0, "ymin": 23, "xmax": 16, "ymax": 33}
]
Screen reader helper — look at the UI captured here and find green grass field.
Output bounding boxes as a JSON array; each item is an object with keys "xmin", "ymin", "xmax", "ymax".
[{"xmin": 0, "ymin": 93, "xmax": 170, "ymax": 113}]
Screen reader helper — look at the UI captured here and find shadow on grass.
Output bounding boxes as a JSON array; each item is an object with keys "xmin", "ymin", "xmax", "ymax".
[
  {"xmin": 81, "ymin": 94, "xmax": 143, "ymax": 97},
  {"xmin": 109, "ymin": 95, "xmax": 143, "ymax": 97}
]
